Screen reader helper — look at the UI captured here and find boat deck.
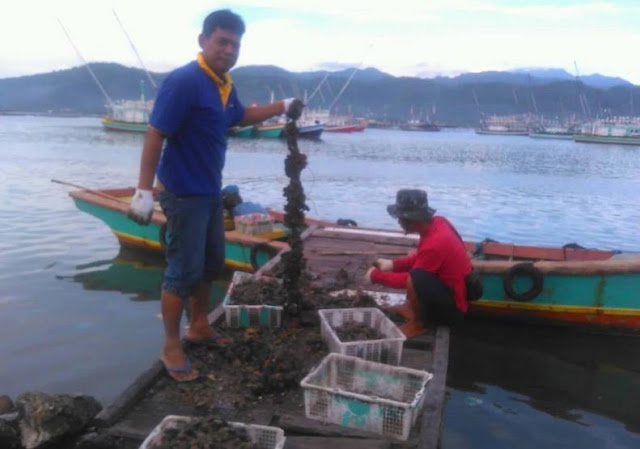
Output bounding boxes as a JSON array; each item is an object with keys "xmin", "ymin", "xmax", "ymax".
[{"xmin": 94, "ymin": 224, "xmax": 450, "ymax": 448}]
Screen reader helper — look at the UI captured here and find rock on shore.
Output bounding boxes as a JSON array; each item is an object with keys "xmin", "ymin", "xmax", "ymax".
[{"xmin": 0, "ymin": 391, "xmax": 103, "ymax": 449}]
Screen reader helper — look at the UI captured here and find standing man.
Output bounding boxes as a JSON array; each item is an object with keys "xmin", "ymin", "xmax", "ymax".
[
  {"xmin": 365, "ymin": 189, "xmax": 472, "ymax": 337},
  {"xmin": 127, "ymin": 9, "xmax": 303, "ymax": 382}
]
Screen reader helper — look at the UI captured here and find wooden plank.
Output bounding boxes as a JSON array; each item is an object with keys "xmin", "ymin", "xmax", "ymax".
[
  {"xmin": 474, "ymin": 258, "xmax": 640, "ymax": 275},
  {"xmin": 417, "ymin": 326, "xmax": 450, "ymax": 449},
  {"xmin": 312, "ymin": 250, "xmax": 410, "ymax": 256},
  {"xmin": 313, "ymin": 229, "xmax": 417, "ymax": 247},
  {"xmin": 284, "ymin": 436, "xmax": 392, "ymax": 449}
]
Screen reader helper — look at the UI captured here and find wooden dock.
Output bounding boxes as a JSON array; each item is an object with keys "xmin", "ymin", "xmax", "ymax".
[{"xmin": 95, "ymin": 225, "xmax": 450, "ymax": 449}]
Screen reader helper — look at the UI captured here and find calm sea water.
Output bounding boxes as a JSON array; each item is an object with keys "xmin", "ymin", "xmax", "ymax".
[{"xmin": 1, "ymin": 116, "xmax": 640, "ymax": 447}]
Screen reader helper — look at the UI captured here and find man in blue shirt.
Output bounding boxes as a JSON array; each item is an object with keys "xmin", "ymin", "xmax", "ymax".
[{"xmin": 128, "ymin": 9, "xmax": 303, "ymax": 382}]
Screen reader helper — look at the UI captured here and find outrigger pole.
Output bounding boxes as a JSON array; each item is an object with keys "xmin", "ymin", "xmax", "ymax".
[{"xmin": 56, "ymin": 18, "xmax": 114, "ymax": 107}]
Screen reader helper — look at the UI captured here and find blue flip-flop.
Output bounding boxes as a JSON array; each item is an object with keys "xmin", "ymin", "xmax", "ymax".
[{"xmin": 161, "ymin": 358, "xmax": 198, "ymax": 381}]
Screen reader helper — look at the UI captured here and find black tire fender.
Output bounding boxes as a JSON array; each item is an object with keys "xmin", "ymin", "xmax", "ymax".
[
  {"xmin": 503, "ymin": 262, "xmax": 544, "ymax": 302},
  {"xmin": 336, "ymin": 218, "xmax": 358, "ymax": 227},
  {"xmin": 250, "ymin": 242, "xmax": 279, "ymax": 271}
]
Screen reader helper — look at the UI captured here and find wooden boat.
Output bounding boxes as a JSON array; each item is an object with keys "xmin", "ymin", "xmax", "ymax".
[
  {"xmin": 228, "ymin": 125, "xmax": 254, "ymax": 138},
  {"xmin": 324, "ymin": 122, "xmax": 367, "ymax": 133},
  {"xmin": 297, "ymin": 122, "xmax": 324, "ymax": 138},
  {"xmin": 102, "ymin": 116, "xmax": 148, "ymax": 133},
  {"xmin": 253, "ymin": 123, "xmax": 284, "ymax": 138},
  {"xmin": 467, "ymin": 240, "xmax": 640, "ymax": 332},
  {"xmin": 276, "ymin": 226, "xmax": 640, "ymax": 333},
  {"xmin": 102, "ymin": 97, "xmax": 153, "ymax": 134},
  {"xmin": 68, "ymin": 187, "xmax": 296, "ymax": 272}
]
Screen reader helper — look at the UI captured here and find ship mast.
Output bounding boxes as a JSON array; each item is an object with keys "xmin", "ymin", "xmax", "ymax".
[
  {"xmin": 574, "ymin": 61, "xmax": 591, "ymax": 119},
  {"xmin": 57, "ymin": 18, "xmax": 114, "ymax": 107},
  {"xmin": 328, "ymin": 67, "xmax": 359, "ymax": 114},
  {"xmin": 113, "ymin": 9, "xmax": 157, "ymax": 90}
]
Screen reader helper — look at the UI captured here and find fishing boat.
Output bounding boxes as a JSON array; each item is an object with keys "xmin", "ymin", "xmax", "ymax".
[
  {"xmin": 573, "ymin": 117, "xmax": 640, "ymax": 146},
  {"xmin": 476, "ymin": 114, "xmax": 530, "ymax": 136},
  {"xmin": 228, "ymin": 125, "xmax": 254, "ymax": 138},
  {"xmin": 529, "ymin": 122, "xmax": 577, "ymax": 140},
  {"xmin": 286, "ymin": 225, "xmax": 640, "ymax": 333},
  {"xmin": 250, "ymin": 121, "xmax": 324, "ymax": 139},
  {"xmin": 324, "ymin": 119, "xmax": 367, "ymax": 133},
  {"xmin": 467, "ymin": 240, "xmax": 640, "ymax": 332},
  {"xmin": 399, "ymin": 120, "xmax": 441, "ymax": 132},
  {"xmin": 66, "ymin": 186, "xmax": 304, "ymax": 272},
  {"xmin": 253, "ymin": 122, "xmax": 284, "ymax": 138},
  {"xmin": 297, "ymin": 121, "xmax": 324, "ymax": 138},
  {"xmin": 102, "ymin": 98, "xmax": 152, "ymax": 133}
]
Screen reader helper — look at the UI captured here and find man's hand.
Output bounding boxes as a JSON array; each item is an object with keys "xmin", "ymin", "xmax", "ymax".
[
  {"xmin": 282, "ymin": 98, "xmax": 304, "ymax": 120},
  {"xmin": 127, "ymin": 188, "xmax": 154, "ymax": 225},
  {"xmin": 373, "ymin": 258, "xmax": 393, "ymax": 272},
  {"xmin": 364, "ymin": 266, "xmax": 377, "ymax": 283}
]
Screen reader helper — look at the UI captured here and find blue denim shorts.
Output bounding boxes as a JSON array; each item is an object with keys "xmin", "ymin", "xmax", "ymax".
[{"xmin": 159, "ymin": 191, "xmax": 225, "ymax": 298}]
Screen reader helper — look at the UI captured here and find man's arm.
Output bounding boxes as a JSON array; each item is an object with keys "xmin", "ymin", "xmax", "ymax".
[
  {"xmin": 239, "ymin": 102, "xmax": 286, "ymax": 126},
  {"xmin": 393, "ymin": 252, "xmax": 418, "ymax": 272},
  {"xmin": 127, "ymin": 126, "xmax": 165, "ymax": 225},
  {"xmin": 239, "ymin": 98, "xmax": 304, "ymax": 125},
  {"xmin": 137, "ymin": 126, "xmax": 165, "ymax": 190}
]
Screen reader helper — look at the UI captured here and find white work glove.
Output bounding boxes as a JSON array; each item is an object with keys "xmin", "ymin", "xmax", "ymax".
[
  {"xmin": 127, "ymin": 188, "xmax": 154, "ymax": 225},
  {"xmin": 364, "ymin": 266, "xmax": 376, "ymax": 283},
  {"xmin": 373, "ymin": 258, "xmax": 393, "ymax": 272},
  {"xmin": 282, "ymin": 98, "xmax": 304, "ymax": 120}
]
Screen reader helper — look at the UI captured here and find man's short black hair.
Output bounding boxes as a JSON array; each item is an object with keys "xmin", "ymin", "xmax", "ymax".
[{"xmin": 202, "ymin": 9, "xmax": 245, "ymax": 37}]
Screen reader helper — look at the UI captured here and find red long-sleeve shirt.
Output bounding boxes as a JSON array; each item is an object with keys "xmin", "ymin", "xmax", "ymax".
[{"xmin": 370, "ymin": 216, "xmax": 472, "ymax": 312}]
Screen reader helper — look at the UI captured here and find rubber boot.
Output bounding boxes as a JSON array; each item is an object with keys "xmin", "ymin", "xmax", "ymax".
[{"xmin": 398, "ymin": 277, "xmax": 427, "ymax": 338}]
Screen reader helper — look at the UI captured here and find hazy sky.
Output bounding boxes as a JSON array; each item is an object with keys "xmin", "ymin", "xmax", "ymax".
[{"xmin": 3, "ymin": 0, "xmax": 639, "ymax": 83}]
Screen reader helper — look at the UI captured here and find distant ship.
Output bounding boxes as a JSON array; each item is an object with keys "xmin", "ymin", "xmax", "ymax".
[
  {"xmin": 476, "ymin": 114, "xmax": 530, "ymax": 136},
  {"xmin": 399, "ymin": 120, "xmax": 441, "ymax": 132},
  {"xmin": 574, "ymin": 117, "xmax": 640, "ymax": 145},
  {"xmin": 102, "ymin": 96, "xmax": 152, "ymax": 133},
  {"xmin": 529, "ymin": 123, "xmax": 578, "ymax": 140}
]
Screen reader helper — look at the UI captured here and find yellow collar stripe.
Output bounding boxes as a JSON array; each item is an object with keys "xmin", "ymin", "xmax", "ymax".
[{"xmin": 196, "ymin": 52, "xmax": 232, "ymax": 108}]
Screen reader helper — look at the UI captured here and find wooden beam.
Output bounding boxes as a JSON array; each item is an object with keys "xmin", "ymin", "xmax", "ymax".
[
  {"xmin": 312, "ymin": 250, "xmax": 410, "ymax": 256},
  {"xmin": 285, "ymin": 436, "xmax": 392, "ymax": 449},
  {"xmin": 417, "ymin": 326, "xmax": 450, "ymax": 449}
]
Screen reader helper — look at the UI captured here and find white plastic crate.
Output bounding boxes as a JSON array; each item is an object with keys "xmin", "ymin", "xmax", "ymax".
[
  {"xmin": 234, "ymin": 213, "xmax": 274, "ymax": 235},
  {"xmin": 139, "ymin": 415, "xmax": 286, "ymax": 449},
  {"xmin": 318, "ymin": 307, "xmax": 406, "ymax": 365},
  {"xmin": 300, "ymin": 353, "xmax": 433, "ymax": 441},
  {"xmin": 222, "ymin": 271, "xmax": 283, "ymax": 328}
]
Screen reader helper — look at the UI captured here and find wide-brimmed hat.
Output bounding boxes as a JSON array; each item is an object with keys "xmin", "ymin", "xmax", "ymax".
[{"xmin": 387, "ymin": 189, "xmax": 436, "ymax": 221}]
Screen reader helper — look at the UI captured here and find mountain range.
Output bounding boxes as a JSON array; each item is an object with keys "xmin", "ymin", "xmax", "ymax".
[{"xmin": 1, "ymin": 63, "xmax": 638, "ymax": 126}]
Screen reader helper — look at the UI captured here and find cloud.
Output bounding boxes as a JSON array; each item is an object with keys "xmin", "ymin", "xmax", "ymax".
[{"xmin": 0, "ymin": 0, "xmax": 638, "ymax": 84}]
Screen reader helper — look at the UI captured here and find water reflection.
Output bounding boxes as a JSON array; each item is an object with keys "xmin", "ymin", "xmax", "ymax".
[
  {"xmin": 446, "ymin": 319, "xmax": 640, "ymax": 448},
  {"xmin": 59, "ymin": 249, "xmax": 230, "ymax": 305}
]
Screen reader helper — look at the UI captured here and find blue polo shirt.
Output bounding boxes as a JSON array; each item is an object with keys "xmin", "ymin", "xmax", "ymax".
[{"xmin": 151, "ymin": 61, "xmax": 245, "ymax": 196}]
